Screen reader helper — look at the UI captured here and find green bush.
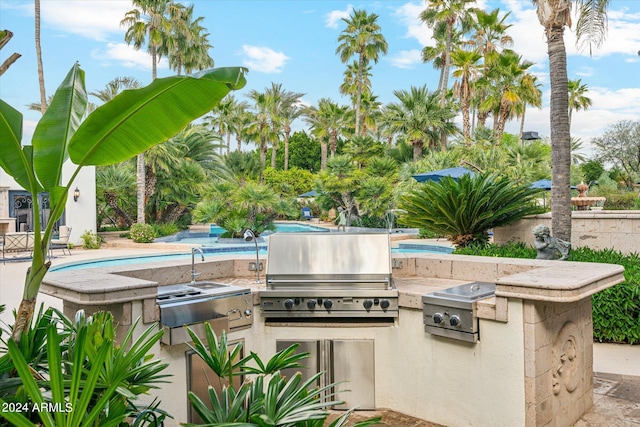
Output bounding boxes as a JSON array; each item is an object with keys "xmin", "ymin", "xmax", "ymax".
[
  {"xmin": 129, "ymin": 223, "xmax": 157, "ymax": 243},
  {"xmin": 80, "ymin": 230, "xmax": 102, "ymax": 249},
  {"xmin": 603, "ymin": 192, "xmax": 638, "ymax": 210},
  {"xmin": 455, "ymin": 243, "xmax": 640, "ymax": 344},
  {"xmin": 152, "ymin": 222, "xmax": 180, "ymax": 237},
  {"xmin": 398, "ymin": 173, "xmax": 545, "ymax": 247}
]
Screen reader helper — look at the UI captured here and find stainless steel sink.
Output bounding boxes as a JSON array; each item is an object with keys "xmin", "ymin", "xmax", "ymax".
[{"xmin": 189, "ymin": 282, "xmax": 229, "ymax": 291}]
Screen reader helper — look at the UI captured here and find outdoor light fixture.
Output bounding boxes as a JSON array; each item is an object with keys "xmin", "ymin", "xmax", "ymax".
[
  {"xmin": 243, "ymin": 229, "xmax": 262, "ymax": 283},
  {"xmin": 73, "ymin": 187, "xmax": 80, "ymax": 202}
]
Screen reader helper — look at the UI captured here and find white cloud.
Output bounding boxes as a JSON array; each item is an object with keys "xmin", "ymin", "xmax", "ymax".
[
  {"xmin": 574, "ymin": 67, "xmax": 594, "ymax": 78},
  {"xmin": 41, "ymin": 0, "xmax": 131, "ymax": 41},
  {"xmin": 240, "ymin": 45, "xmax": 289, "ymax": 73},
  {"xmin": 393, "ymin": 2, "xmax": 432, "ymax": 47},
  {"xmin": 92, "ymin": 42, "xmax": 168, "ymax": 71},
  {"xmin": 389, "ymin": 49, "xmax": 422, "ymax": 69},
  {"xmin": 325, "ymin": 5, "xmax": 353, "ymax": 29}
]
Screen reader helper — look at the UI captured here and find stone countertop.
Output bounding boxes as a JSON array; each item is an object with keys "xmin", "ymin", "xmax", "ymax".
[{"xmin": 40, "ymin": 254, "xmax": 625, "ymax": 310}]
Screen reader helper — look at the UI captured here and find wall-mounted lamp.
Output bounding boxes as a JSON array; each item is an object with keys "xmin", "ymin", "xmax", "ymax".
[
  {"xmin": 243, "ymin": 229, "xmax": 262, "ymax": 283},
  {"xmin": 73, "ymin": 187, "xmax": 80, "ymax": 202}
]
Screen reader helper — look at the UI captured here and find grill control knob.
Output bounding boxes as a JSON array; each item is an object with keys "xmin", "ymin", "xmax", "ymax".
[
  {"xmin": 363, "ymin": 299, "xmax": 373, "ymax": 310},
  {"xmin": 449, "ymin": 315, "xmax": 461, "ymax": 327},
  {"xmin": 284, "ymin": 299, "xmax": 295, "ymax": 310},
  {"xmin": 244, "ymin": 309, "xmax": 252, "ymax": 317},
  {"xmin": 433, "ymin": 313, "xmax": 444, "ymax": 324},
  {"xmin": 323, "ymin": 299, "xmax": 333, "ymax": 309},
  {"xmin": 307, "ymin": 299, "xmax": 317, "ymax": 309},
  {"xmin": 380, "ymin": 299, "xmax": 391, "ymax": 310}
]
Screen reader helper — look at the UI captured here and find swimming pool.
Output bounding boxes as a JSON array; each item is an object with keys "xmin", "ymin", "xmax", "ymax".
[
  {"xmin": 50, "ymin": 243, "xmax": 452, "ymax": 272},
  {"xmin": 155, "ymin": 222, "xmax": 330, "ymax": 245},
  {"xmin": 207, "ymin": 222, "xmax": 329, "ymax": 237}
]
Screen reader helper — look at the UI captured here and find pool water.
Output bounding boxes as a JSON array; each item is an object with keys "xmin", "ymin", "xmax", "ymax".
[
  {"xmin": 209, "ymin": 222, "xmax": 328, "ymax": 236},
  {"xmin": 50, "ymin": 243, "xmax": 452, "ymax": 272}
]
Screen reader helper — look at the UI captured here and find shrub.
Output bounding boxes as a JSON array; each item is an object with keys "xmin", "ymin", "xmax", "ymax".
[
  {"xmin": 152, "ymin": 222, "xmax": 180, "ymax": 237},
  {"xmin": 455, "ymin": 243, "xmax": 640, "ymax": 344},
  {"xmin": 80, "ymin": 230, "xmax": 102, "ymax": 249},
  {"xmin": 129, "ymin": 223, "xmax": 157, "ymax": 243},
  {"xmin": 398, "ymin": 173, "xmax": 545, "ymax": 247},
  {"xmin": 603, "ymin": 192, "xmax": 638, "ymax": 210}
]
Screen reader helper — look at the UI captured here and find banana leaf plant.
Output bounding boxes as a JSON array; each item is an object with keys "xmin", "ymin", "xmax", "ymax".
[
  {"xmin": 0, "ymin": 311, "xmax": 168, "ymax": 427},
  {"xmin": 0, "ymin": 62, "xmax": 247, "ymax": 344}
]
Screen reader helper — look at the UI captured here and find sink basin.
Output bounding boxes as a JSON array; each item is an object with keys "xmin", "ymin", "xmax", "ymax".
[{"xmin": 189, "ymin": 282, "xmax": 229, "ymax": 290}]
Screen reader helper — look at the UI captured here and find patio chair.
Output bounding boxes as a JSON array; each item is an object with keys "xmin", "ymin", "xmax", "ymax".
[
  {"xmin": 301, "ymin": 207, "xmax": 313, "ymax": 220},
  {"xmin": 1, "ymin": 232, "xmax": 34, "ymax": 263},
  {"xmin": 50, "ymin": 226, "xmax": 72, "ymax": 256}
]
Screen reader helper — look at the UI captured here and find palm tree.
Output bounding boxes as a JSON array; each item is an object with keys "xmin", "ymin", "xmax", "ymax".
[
  {"xmin": 533, "ymin": 0, "xmax": 610, "ymax": 242},
  {"xmin": 232, "ymin": 109, "xmax": 255, "ymax": 153},
  {"xmin": 468, "ymin": 8, "xmax": 513, "ymax": 58},
  {"xmin": 90, "ymin": 76, "xmax": 142, "ymax": 102},
  {"xmin": 247, "ymin": 89, "xmax": 277, "ymax": 171},
  {"xmin": 35, "ymin": 0, "xmax": 46, "ymax": 114},
  {"xmin": 303, "ymin": 98, "xmax": 349, "ymax": 169},
  {"xmin": 450, "ymin": 48, "xmax": 482, "ymax": 145},
  {"xmin": 264, "ymin": 83, "xmax": 304, "ymax": 169},
  {"xmin": 385, "ymin": 85, "xmax": 457, "ymax": 162},
  {"xmin": 483, "ymin": 49, "xmax": 534, "ymax": 143},
  {"xmin": 163, "ymin": 4, "xmax": 214, "ymax": 75},
  {"xmin": 420, "ymin": 0, "xmax": 476, "ymax": 108},
  {"xmin": 121, "ymin": 0, "xmax": 177, "ymax": 224},
  {"xmin": 515, "ymin": 73, "xmax": 543, "ymax": 143},
  {"xmin": 336, "ymin": 9, "xmax": 388, "ymax": 136},
  {"xmin": 568, "ymin": 78, "xmax": 592, "ymax": 128},
  {"xmin": 96, "ymin": 164, "xmax": 136, "ymax": 228},
  {"xmin": 339, "ymin": 60, "xmax": 372, "ymax": 108}
]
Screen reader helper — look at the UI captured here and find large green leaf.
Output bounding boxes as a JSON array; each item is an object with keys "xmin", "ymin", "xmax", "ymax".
[
  {"xmin": 33, "ymin": 62, "xmax": 87, "ymax": 192},
  {"xmin": 0, "ymin": 99, "xmax": 32, "ymax": 190},
  {"xmin": 68, "ymin": 66, "xmax": 248, "ymax": 166}
]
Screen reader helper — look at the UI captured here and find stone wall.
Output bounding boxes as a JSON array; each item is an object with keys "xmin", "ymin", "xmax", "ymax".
[{"xmin": 493, "ymin": 211, "xmax": 640, "ymax": 254}]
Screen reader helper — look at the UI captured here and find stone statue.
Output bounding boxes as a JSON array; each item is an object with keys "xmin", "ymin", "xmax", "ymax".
[
  {"xmin": 337, "ymin": 207, "xmax": 347, "ymax": 232},
  {"xmin": 532, "ymin": 224, "xmax": 571, "ymax": 260}
]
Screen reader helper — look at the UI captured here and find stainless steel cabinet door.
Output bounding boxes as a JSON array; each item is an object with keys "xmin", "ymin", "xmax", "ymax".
[
  {"xmin": 276, "ymin": 340, "xmax": 321, "ymax": 386},
  {"xmin": 331, "ymin": 339, "xmax": 375, "ymax": 410}
]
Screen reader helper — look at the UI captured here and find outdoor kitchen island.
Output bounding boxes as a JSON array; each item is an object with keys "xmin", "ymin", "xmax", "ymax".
[{"xmin": 40, "ymin": 238, "xmax": 624, "ymax": 427}]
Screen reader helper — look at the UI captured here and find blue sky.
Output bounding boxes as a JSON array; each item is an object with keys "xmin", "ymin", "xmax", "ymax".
[{"xmin": 1, "ymin": 0, "xmax": 640, "ymax": 154}]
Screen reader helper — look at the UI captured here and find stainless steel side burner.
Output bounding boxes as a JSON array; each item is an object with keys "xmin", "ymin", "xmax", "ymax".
[{"xmin": 422, "ymin": 282, "xmax": 495, "ymax": 342}]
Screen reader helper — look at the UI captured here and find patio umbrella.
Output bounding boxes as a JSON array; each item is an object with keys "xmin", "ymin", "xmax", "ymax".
[
  {"xmin": 529, "ymin": 179, "xmax": 577, "ymax": 190},
  {"xmin": 298, "ymin": 190, "xmax": 318, "ymax": 198},
  {"xmin": 411, "ymin": 167, "xmax": 475, "ymax": 183},
  {"xmin": 530, "ymin": 179, "xmax": 552, "ymax": 190}
]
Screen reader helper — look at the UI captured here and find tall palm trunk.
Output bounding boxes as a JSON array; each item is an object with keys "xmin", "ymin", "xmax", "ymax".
[
  {"xmin": 548, "ymin": 30, "xmax": 572, "ymax": 242},
  {"xmin": 330, "ymin": 131, "xmax": 338, "ymax": 157},
  {"xmin": 136, "ymin": 49, "xmax": 159, "ymax": 225},
  {"xmin": 412, "ymin": 140, "xmax": 422, "ymax": 162},
  {"xmin": 519, "ymin": 104, "xmax": 527, "ymax": 144},
  {"xmin": 320, "ymin": 141, "xmax": 328, "ymax": 170},
  {"xmin": 35, "ymin": 0, "xmax": 47, "ymax": 114},
  {"xmin": 355, "ymin": 54, "xmax": 363, "ymax": 136},
  {"xmin": 284, "ymin": 125, "xmax": 291, "ymax": 170},
  {"xmin": 271, "ymin": 146, "xmax": 277, "ymax": 168}
]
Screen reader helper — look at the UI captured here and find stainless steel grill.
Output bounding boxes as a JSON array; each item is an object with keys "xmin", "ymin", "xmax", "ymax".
[
  {"xmin": 157, "ymin": 282, "xmax": 253, "ymax": 345},
  {"xmin": 259, "ymin": 233, "xmax": 398, "ymax": 319}
]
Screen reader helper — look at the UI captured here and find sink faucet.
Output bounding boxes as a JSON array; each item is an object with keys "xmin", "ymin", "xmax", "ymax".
[{"xmin": 191, "ymin": 247, "xmax": 205, "ymax": 284}]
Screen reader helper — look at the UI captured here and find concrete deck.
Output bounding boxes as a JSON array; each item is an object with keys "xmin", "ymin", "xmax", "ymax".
[{"xmin": 1, "ymin": 246, "xmax": 638, "ymax": 426}]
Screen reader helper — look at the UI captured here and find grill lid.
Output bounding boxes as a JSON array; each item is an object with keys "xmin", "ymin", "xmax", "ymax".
[{"xmin": 266, "ymin": 233, "xmax": 392, "ymax": 290}]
